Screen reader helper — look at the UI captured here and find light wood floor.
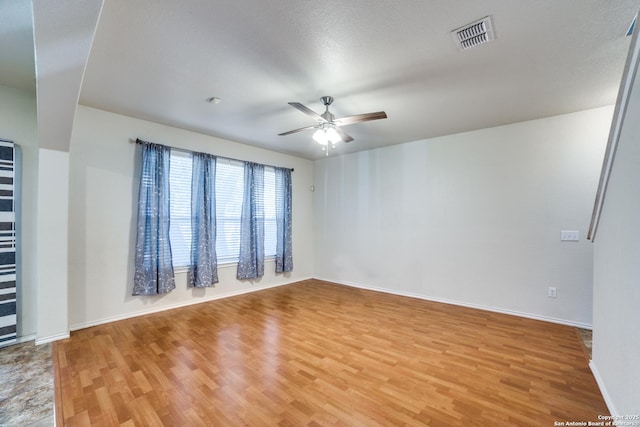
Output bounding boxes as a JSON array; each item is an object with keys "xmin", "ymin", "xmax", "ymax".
[{"xmin": 53, "ymin": 279, "xmax": 606, "ymax": 426}]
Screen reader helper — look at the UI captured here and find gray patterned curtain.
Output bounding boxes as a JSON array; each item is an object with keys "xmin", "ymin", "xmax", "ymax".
[
  {"xmin": 275, "ymin": 167, "xmax": 293, "ymax": 273},
  {"xmin": 237, "ymin": 162, "xmax": 264, "ymax": 279},
  {"xmin": 0, "ymin": 139, "xmax": 16, "ymax": 347},
  {"xmin": 189, "ymin": 152, "xmax": 218, "ymax": 287},
  {"xmin": 133, "ymin": 142, "xmax": 176, "ymax": 295}
]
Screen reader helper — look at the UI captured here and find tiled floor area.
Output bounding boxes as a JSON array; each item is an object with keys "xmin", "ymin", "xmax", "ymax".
[
  {"xmin": 0, "ymin": 329, "xmax": 594, "ymax": 426},
  {"xmin": 0, "ymin": 341, "xmax": 54, "ymax": 426},
  {"xmin": 579, "ymin": 327, "xmax": 593, "ymax": 357}
]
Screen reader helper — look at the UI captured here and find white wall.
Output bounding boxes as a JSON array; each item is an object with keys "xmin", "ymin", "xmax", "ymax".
[
  {"xmin": 67, "ymin": 106, "xmax": 314, "ymax": 329},
  {"xmin": 314, "ymin": 106, "xmax": 613, "ymax": 327},
  {"xmin": 592, "ymin": 49, "xmax": 640, "ymax": 413},
  {"xmin": 0, "ymin": 85, "xmax": 38, "ymax": 340},
  {"xmin": 36, "ymin": 149, "xmax": 70, "ymax": 343}
]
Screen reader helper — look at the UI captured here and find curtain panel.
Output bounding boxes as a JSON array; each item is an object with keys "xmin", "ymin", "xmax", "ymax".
[
  {"xmin": 189, "ymin": 152, "xmax": 218, "ymax": 287},
  {"xmin": 133, "ymin": 142, "xmax": 176, "ymax": 295},
  {"xmin": 237, "ymin": 162, "xmax": 265, "ymax": 279},
  {"xmin": 0, "ymin": 139, "xmax": 17, "ymax": 347},
  {"xmin": 275, "ymin": 167, "xmax": 293, "ymax": 273}
]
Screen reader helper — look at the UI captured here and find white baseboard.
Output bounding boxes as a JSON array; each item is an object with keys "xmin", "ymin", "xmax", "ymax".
[
  {"xmin": 15, "ymin": 333, "xmax": 36, "ymax": 344},
  {"xmin": 68, "ymin": 275, "xmax": 590, "ymax": 334},
  {"xmin": 316, "ymin": 277, "xmax": 593, "ymax": 330},
  {"xmin": 35, "ymin": 332, "xmax": 70, "ymax": 345},
  {"xmin": 3, "ymin": 333, "xmax": 67, "ymax": 346},
  {"xmin": 70, "ymin": 277, "xmax": 313, "ymax": 332},
  {"xmin": 590, "ymin": 360, "xmax": 618, "ymax": 416}
]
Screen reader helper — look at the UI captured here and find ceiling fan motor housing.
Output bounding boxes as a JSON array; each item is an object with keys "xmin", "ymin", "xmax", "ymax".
[
  {"xmin": 320, "ymin": 96, "xmax": 334, "ymax": 106},
  {"xmin": 320, "ymin": 96, "xmax": 335, "ymax": 121}
]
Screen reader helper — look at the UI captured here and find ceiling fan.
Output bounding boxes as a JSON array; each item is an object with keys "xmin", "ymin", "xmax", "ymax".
[{"xmin": 278, "ymin": 96, "xmax": 387, "ymax": 152}]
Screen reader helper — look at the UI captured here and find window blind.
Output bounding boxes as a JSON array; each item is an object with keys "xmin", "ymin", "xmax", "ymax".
[
  {"xmin": 263, "ymin": 167, "xmax": 277, "ymax": 257},
  {"xmin": 168, "ymin": 151, "xmax": 278, "ymax": 267},
  {"xmin": 168, "ymin": 151, "xmax": 192, "ymax": 267},
  {"xmin": 215, "ymin": 158, "xmax": 245, "ymax": 263}
]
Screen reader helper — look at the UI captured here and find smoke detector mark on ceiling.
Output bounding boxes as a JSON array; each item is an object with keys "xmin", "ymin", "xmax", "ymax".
[{"xmin": 452, "ymin": 16, "xmax": 495, "ymax": 50}]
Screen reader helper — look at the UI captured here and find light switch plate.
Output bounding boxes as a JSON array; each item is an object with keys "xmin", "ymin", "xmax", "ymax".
[{"xmin": 560, "ymin": 230, "xmax": 579, "ymax": 241}]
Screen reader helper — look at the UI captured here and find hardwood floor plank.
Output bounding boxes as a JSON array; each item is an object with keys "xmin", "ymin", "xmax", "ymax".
[{"xmin": 53, "ymin": 279, "xmax": 608, "ymax": 425}]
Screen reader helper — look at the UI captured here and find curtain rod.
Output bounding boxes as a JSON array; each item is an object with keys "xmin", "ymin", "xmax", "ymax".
[{"xmin": 132, "ymin": 138, "xmax": 294, "ymax": 172}]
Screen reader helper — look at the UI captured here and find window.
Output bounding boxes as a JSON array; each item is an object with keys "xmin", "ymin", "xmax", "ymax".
[
  {"xmin": 168, "ymin": 151, "xmax": 278, "ymax": 268},
  {"xmin": 214, "ymin": 159, "xmax": 244, "ymax": 262},
  {"xmin": 168, "ymin": 151, "xmax": 192, "ymax": 267},
  {"xmin": 263, "ymin": 167, "xmax": 277, "ymax": 258}
]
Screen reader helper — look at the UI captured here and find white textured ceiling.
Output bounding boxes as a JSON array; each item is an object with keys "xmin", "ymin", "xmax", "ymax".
[
  {"xmin": 32, "ymin": 0, "xmax": 103, "ymax": 151},
  {"xmin": 4, "ymin": 1, "xmax": 639, "ymax": 160}
]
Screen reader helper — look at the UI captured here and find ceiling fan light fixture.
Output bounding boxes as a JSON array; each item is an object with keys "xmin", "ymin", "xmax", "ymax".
[
  {"xmin": 312, "ymin": 128, "xmax": 328, "ymax": 145},
  {"xmin": 279, "ymin": 96, "xmax": 387, "ymax": 154},
  {"xmin": 313, "ymin": 125, "xmax": 341, "ymax": 146}
]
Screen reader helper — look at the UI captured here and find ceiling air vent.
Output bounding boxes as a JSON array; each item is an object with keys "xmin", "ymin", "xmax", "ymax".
[{"xmin": 452, "ymin": 16, "xmax": 495, "ymax": 50}]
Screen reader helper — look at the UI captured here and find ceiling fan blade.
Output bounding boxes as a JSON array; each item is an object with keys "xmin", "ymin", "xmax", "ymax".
[
  {"xmin": 335, "ymin": 127, "xmax": 354, "ymax": 143},
  {"xmin": 336, "ymin": 111, "xmax": 387, "ymax": 126},
  {"xmin": 288, "ymin": 102, "xmax": 326, "ymax": 122},
  {"xmin": 278, "ymin": 124, "xmax": 318, "ymax": 136}
]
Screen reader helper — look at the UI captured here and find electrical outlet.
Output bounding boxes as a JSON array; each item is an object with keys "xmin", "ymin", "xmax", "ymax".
[
  {"xmin": 561, "ymin": 230, "xmax": 579, "ymax": 241},
  {"xmin": 548, "ymin": 287, "xmax": 557, "ymax": 298}
]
